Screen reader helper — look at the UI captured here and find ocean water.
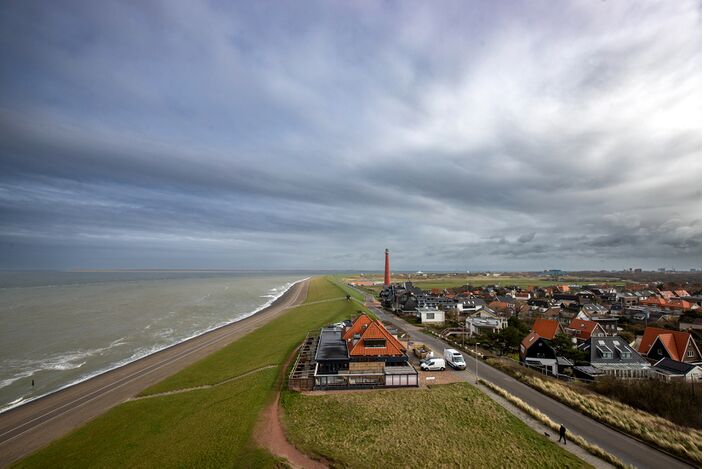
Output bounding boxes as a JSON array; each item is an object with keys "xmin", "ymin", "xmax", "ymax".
[{"xmin": 0, "ymin": 271, "xmax": 312, "ymax": 413}]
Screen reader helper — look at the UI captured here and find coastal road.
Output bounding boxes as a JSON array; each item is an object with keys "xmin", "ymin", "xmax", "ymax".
[
  {"xmin": 366, "ymin": 301, "xmax": 693, "ymax": 469},
  {"xmin": 0, "ymin": 278, "xmax": 310, "ymax": 467}
]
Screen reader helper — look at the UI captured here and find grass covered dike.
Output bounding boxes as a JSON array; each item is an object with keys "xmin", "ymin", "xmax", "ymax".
[
  {"xmin": 15, "ymin": 277, "xmax": 363, "ymax": 468},
  {"xmin": 281, "ymin": 383, "xmax": 590, "ymax": 468}
]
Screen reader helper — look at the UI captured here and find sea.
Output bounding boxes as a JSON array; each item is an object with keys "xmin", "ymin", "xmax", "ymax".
[{"xmin": 0, "ymin": 270, "xmax": 314, "ymax": 413}]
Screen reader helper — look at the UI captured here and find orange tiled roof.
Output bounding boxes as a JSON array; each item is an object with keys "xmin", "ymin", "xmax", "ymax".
[
  {"xmin": 659, "ymin": 291, "xmax": 675, "ymax": 299},
  {"xmin": 638, "ymin": 327, "xmax": 694, "ymax": 361},
  {"xmin": 342, "ymin": 314, "xmax": 373, "ymax": 340},
  {"xmin": 666, "ymin": 299, "xmax": 692, "ymax": 310},
  {"xmin": 531, "ymin": 318, "xmax": 561, "ymax": 340},
  {"xmin": 488, "ymin": 300, "xmax": 511, "ymax": 311},
  {"xmin": 674, "ymin": 289, "xmax": 690, "ymax": 297},
  {"xmin": 641, "ymin": 296, "xmax": 668, "ymax": 307},
  {"xmin": 567, "ymin": 318, "xmax": 601, "ymax": 341},
  {"xmin": 348, "ymin": 320, "xmax": 406, "ymax": 357},
  {"xmin": 521, "ymin": 331, "xmax": 541, "ymax": 352}
]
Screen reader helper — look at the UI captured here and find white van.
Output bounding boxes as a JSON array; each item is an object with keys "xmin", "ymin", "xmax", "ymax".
[
  {"xmin": 420, "ymin": 358, "xmax": 446, "ymax": 371},
  {"xmin": 443, "ymin": 349, "xmax": 466, "ymax": 370}
]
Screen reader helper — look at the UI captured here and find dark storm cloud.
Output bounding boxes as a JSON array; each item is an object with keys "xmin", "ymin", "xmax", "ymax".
[{"xmin": 0, "ymin": 0, "xmax": 700, "ymax": 270}]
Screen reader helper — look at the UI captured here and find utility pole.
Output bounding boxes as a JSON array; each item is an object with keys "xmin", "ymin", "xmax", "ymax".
[
  {"xmin": 462, "ymin": 317, "xmax": 465, "ymax": 348},
  {"xmin": 474, "ymin": 342, "xmax": 479, "ymax": 383}
]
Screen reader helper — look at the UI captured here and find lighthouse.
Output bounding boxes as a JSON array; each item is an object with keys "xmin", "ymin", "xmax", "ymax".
[{"xmin": 384, "ymin": 249, "xmax": 391, "ymax": 286}]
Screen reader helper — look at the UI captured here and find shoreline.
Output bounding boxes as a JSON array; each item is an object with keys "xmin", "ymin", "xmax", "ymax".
[
  {"xmin": 0, "ymin": 277, "xmax": 311, "ymax": 467},
  {"xmin": 0, "ymin": 277, "xmax": 309, "ymax": 415}
]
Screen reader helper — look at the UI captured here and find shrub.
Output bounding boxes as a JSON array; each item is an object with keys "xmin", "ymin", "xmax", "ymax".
[{"xmin": 591, "ymin": 377, "xmax": 701, "ymax": 429}]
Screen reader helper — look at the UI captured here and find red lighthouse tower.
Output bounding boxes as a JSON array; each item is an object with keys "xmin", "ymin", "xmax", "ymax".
[{"xmin": 384, "ymin": 249, "xmax": 391, "ymax": 286}]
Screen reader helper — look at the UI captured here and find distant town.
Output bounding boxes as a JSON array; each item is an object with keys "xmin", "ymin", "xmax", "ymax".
[{"xmin": 281, "ymin": 250, "xmax": 702, "ymax": 466}]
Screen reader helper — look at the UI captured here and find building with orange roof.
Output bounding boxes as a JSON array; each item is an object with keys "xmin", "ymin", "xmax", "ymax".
[
  {"xmin": 674, "ymin": 289, "xmax": 690, "ymax": 298},
  {"xmin": 313, "ymin": 314, "xmax": 418, "ymax": 389},
  {"xmin": 665, "ymin": 299, "xmax": 693, "ymax": 311},
  {"xmin": 641, "ymin": 296, "xmax": 668, "ymax": 307},
  {"xmin": 347, "ymin": 319, "xmax": 406, "ymax": 358},
  {"xmin": 565, "ymin": 318, "xmax": 607, "ymax": 342},
  {"xmin": 638, "ymin": 327, "xmax": 701, "ymax": 364},
  {"xmin": 531, "ymin": 318, "xmax": 563, "ymax": 340},
  {"xmin": 519, "ymin": 331, "xmax": 558, "ymax": 375},
  {"xmin": 342, "ymin": 314, "xmax": 374, "ymax": 340}
]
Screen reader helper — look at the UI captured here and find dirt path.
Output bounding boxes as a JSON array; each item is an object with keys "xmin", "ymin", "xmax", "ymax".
[
  {"xmin": 128, "ymin": 365, "xmax": 278, "ymax": 401},
  {"xmin": 253, "ymin": 348, "xmax": 327, "ymax": 469}
]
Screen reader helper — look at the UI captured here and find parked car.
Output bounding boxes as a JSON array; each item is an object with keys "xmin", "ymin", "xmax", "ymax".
[
  {"xmin": 443, "ymin": 348, "xmax": 466, "ymax": 370},
  {"xmin": 420, "ymin": 358, "xmax": 446, "ymax": 371}
]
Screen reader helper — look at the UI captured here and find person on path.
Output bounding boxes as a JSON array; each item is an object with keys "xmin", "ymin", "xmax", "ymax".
[{"xmin": 558, "ymin": 424, "xmax": 567, "ymax": 444}]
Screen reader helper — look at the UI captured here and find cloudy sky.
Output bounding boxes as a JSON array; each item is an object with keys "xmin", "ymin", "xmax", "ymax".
[{"xmin": 0, "ymin": 1, "xmax": 701, "ymax": 271}]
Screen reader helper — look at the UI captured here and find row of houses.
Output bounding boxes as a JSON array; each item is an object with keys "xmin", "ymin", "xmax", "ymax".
[{"xmin": 519, "ymin": 319, "xmax": 702, "ymax": 381}]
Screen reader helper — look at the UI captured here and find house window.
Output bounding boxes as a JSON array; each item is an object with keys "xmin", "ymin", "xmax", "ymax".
[
  {"xmin": 364, "ymin": 339, "xmax": 386, "ymax": 348},
  {"xmin": 657, "ymin": 348, "xmax": 663, "ymax": 356},
  {"xmin": 426, "ymin": 312, "xmax": 435, "ymax": 320},
  {"xmin": 688, "ymin": 350, "xmax": 695, "ymax": 358}
]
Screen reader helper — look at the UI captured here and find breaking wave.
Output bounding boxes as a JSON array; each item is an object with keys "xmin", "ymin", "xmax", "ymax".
[{"xmin": 0, "ymin": 277, "xmax": 307, "ymax": 414}]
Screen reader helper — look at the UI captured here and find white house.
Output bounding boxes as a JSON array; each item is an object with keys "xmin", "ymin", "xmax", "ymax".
[
  {"xmin": 417, "ymin": 307, "xmax": 445, "ymax": 325},
  {"xmin": 651, "ymin": 358, "xmax": 702, "ymax": 382},
  {"xmin": 465, "ymin": 309, "xmax": 507, "ymax": 336},
  {"xmin": 456, "ymin": 298, "xmax": 486, "ymax": 314}
]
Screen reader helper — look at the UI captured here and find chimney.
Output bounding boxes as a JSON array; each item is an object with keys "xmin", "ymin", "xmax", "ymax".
[{"xmin": 384, "ymin": 248, "xmax": 391, "ymax": 286}]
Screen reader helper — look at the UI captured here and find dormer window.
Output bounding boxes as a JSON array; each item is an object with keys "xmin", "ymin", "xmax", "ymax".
[{"xmin": 364, "ymin": 339, "xmax": 386, "ymax": 348}]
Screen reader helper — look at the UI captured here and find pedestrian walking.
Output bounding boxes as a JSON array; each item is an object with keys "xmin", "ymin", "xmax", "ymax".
[{"xmin": 558, "ymin": 424, "xmax": 567, "ymax": 444}]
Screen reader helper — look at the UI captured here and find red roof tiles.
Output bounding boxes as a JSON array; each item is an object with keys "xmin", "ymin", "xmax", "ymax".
[
  {"xmin": 531, "ymin": 318, "xmax": 561, "ymax": 340},
  {"xmin": 566, "ymin": 318, "xmax": 603, "ymax": 341},
  {"xmin": 638, "ymin": 327, "xmax": 695, "ymax": 362},
  {"xmin": 521, "ymin": 331, "xmax": 541, "ymax": 353},
  {"xmin": 348, "ymin": 319, "xmax": 406, "ymax": 357},
  {"xmin": 342, "ymin": 314, "xmax": 373, "ymax": 340}
]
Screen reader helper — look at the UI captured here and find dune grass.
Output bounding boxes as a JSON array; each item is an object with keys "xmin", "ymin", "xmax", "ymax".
[
  {"xmin": 479, "ymin": 379, "xmax": 630, "ymax": 469},
  {"xmin": 487, "ymin": 366, "xmax": 702, "ymax": 465},
  {"xmin": 15, "ymin": 277, "xmax": 362, "ymax": 468},
  {"xmin": 281, "ymin": 383, "xmax": 590, "ymax": 468}
]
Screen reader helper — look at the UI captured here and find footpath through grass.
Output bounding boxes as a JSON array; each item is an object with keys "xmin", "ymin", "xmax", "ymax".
[
  {"xmin": 15, "ymin": 277, "xmax": 363, "ymax": 469},
  {"xmin": 282, "ymin": 382, "xmax": 589, "ymax": 468}
]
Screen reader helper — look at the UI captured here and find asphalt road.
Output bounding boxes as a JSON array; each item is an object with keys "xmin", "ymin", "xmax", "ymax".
[
  {"xmin": 0, "ymin": 278, "xmax": 310, "ymax": 468},
  {"xmin": 367, "ymin": 302, "xmax": 693, "ymax": 469}
]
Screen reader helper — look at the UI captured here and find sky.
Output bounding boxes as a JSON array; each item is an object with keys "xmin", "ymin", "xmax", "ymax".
[{"xmin": 0, "ymin": 1, "xmax": 701, "ymax": 272}]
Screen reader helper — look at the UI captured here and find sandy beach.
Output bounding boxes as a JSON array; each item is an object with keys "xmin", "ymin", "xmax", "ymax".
[{"xmin": 0, "ymin": 278, "xmax": 310, "ymax": 467}]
